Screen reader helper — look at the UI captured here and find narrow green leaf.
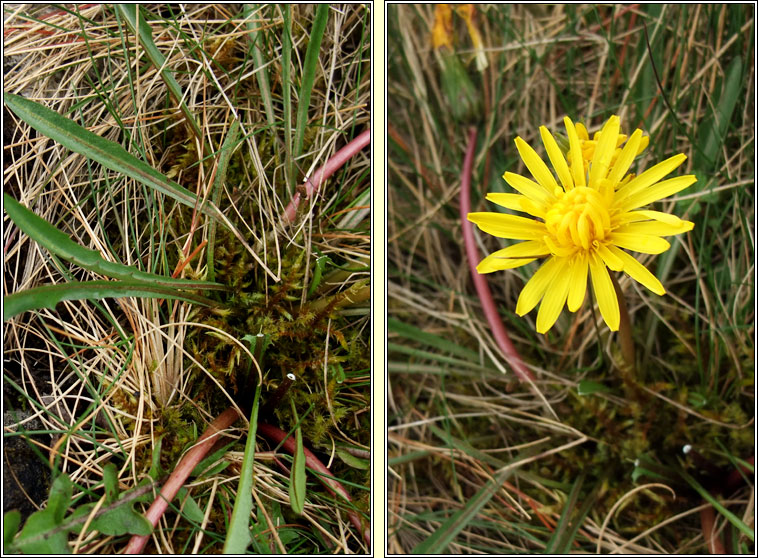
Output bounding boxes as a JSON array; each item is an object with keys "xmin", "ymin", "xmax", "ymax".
[
  {"xmin": 3, "ymin": 94, "xmax": 279, "ymax": 282},
  {"xmin": 223, "ymin": 384, "xmax": 262, "ymax": 554},
  {"xmin": 243, "ymin": 5, "xmax": 275, "ymax": 127},
  {"xmin": 411, "ymin": 453, "xmax": 529, "ymax": 554},
  {"xmin": 115, "ymin": 5, "xmax": 202, "ymax": 139},
  {"xmin": 4, "ymin": 280, "xmax": 217, "ymax": 321},
  {"xmin": 336, "ymin": 449, "xmax": 369, "ymax": 470},
  {"xmin": 4, "ymin": 510, "xmax": 22, "ymax": 548},
  {"xmin": 3, "ymin": 94, "xmax": 217, "ymax": 219},
  {"xmin": 307, "ymin": 255, "xmax": 330, "ymax": 298},
  {"xmin": 545, "ymin": 474, "xmax": 586, "ymax": 554},
  {"xmin": 293, "ymin": 4, "xmax": 329, "ymax": 163},
  {"xmin": 680, "ymin": 469, "xmax": 754, "ymax": 541},
  {"xmin": 577, "ymin": 380, "xmax": 611, "ymax": 396},
  {"xmin": 290, "ymin": 426, "xmax": 306, "ymax": 515},
  {"xmin": 176, "ymin": 487, "xmax": 206, "ymax": 524},
  {"xmin": 388, "ymin": 317, "xmax": 480, "ymax": 361},
  {"xmin": 696, "ymin": 56, "xmax": 742, "ymax": 171},
  {"xmin": 4, "ymin": 194, "xmax": 225, "ymax": 289},
  {"xmin": 282, "ymin": 5, "xmax": 294, "ymax": 193},
  {"xmin": 102, "ymin": 463, "xmax": 119, "ymax": 504},
  {"xmin": 207, "ymin": 120, "xmax": 241, "ymax": 284},
  {"xmin": 47, "ymin": 474, "xmax": 73, "ymax": 524}
]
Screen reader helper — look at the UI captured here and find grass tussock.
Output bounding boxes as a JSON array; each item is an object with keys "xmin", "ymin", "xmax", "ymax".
[
  {"xmin": 388, "ymin": 4, "xmax": 753, "ymax": 554},
  {"xmin": 4, "ymin": 4, "xmax": 369, "ymax": 554}
]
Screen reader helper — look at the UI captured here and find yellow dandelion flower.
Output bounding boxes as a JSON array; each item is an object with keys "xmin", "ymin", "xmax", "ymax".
[
  {"xmin": 567, "ymin": 119, "xmax": 651, "ymax": 177},
  {"xmin": 468, "ymin": 115, "xmax": 697, "ymax": 334}
]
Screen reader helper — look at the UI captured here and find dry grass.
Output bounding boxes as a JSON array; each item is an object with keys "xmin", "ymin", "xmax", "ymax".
[
  {"xmin": 4, "ymin": 4, "xmax": 369, "ymax": 554},
  {"xmin": 388, "ymin": 4, "xmax": 753, "ymax": 554}
]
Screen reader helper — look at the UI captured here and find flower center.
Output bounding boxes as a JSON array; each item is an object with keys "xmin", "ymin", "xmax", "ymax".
[{"xmin": 544, "ymin": 187, "xmax": 611, "ymax": 253}]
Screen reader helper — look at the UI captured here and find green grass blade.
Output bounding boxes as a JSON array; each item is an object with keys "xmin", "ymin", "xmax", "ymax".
[
  {"xmin": 4, "ymin": 93, "xmax": 277, "ymax": 281},
  {"xmin": 695, "ymin": 55, "xmax": 743, "ymax": 171},
  {"xmin": 223, "ymin": 384, "xmax": 262, "ymax": 554},
  {"xmin": 4, "ymin": 194, "xmax": 224, "ymax": 289},
  {"xmin": 282, "ymin": 5, "xmax": 294, "ymax": 193},
  {"xmin": 4, "ymin": 280, "xmax": 217, "ymax": 321},
  {"xmin": 679, "ymin": 469, "xmax": 754, "ymax": 541},
  {"xmin": 206, "ymin": 120, "xmax": 241, "ymax": 283},
  {"xmin": 115, "ymin": 4, "xmax": 203, "ymax": 140},
  {"xmin": 4, "ymin": 93, "xmax": 215, "ymax": 220},
  {"xmin": 243, "ymin": 5, "xmax": 275, "ymax": 127},
  {"xmin": 290, "ymin": 425, "xmax": 306, "ymax": 515},
  {"xmin": 410, "ymin": 455, "xmax": 527, "ymax": 554},
  {"xmin": 293, "ymin": 4, "xmax": 329, "ymax": 166},
  {"xmin": 388, "ymin": 317, "xmax": 480, "ymax": 361}
]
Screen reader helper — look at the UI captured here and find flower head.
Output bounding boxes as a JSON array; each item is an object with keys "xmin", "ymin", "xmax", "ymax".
[{"xmin": 468, "ymin": 115, "xmax": 696, "ymax": 334}]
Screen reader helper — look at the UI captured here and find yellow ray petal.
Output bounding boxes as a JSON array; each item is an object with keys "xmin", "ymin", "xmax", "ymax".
[
  {"xmin": 514, "ymin": 137, "xmax": 560, "ymax": 193},
  {"xmin": 564, "ymin": 116, "xmax": 585, "ymax": 188},
  {"xmin": 536, "ymin": 258, "xmax": 571, "ymax": 333},
  {"xmin": 566, "ymin": 252, "xmax": 589, "ymax": 311},
  {"xmin": 617, "ymin": 175, "xmax": 697, "ymax": 213},
  {"xmin": 486, "ymin": 192, "xmax": 542, "ymax": 216},
  {"xmin": 615, "ymin": 220, "xmax": 694, "ymax": 237},
  {"xmin": 477, "ymin": 254, "xmax": 536, "ymax": 273},
  {"xmin": 608, "ymin": 245, "xmax": 665, "ymax": 295},
  {"xmin": 516, "ymin": 256, "xmax": 562, "ymax": 316},
  {"xmin": 609, "ymin": 232, "xmax": 671, "ymax": 254},
  {"xmin": 540, "ymin": 126, "xmax": 573, "ymax": 191},
  {"xmin": 589, "ymin": 252, "xmax": 620, "ymax": 331},
  {"xmin": 468, "ymin": 212, "xmax": 546, "ymax": 240},
  {"xmin": 503, "ymin": 172, "xmax": 553, "ymax": 205},
  {"xmin": 607, "ymin": 129, "xmax": 643, "ymax": 187},
  {"xmin": 596, "ymin": 242, "xmax": 624, "ymax": 271},
  {"xmin": 616, "ymin": 153, "xmax": 688, "ymax": 202},
  {"xmin": 476, "ymin": 240, "xmax": 549, "ymax": 273},
  {"xmin": 589, "ymin": 115, "xmax": 619, "ymax": 186}
]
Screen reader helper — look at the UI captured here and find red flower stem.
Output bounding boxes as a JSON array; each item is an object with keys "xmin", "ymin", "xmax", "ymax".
[
  {"xmin": 257, "ymin": 422, "xmax": 370, "ymax": 547},
  {"xmin": 124, "ymin": 407, "xmax": 241, "ymax": 554},
  {"xmin": 283, "ymin": 128, "xmax": 371, "ymax": 224},
  {"xmin": 460, "ymin": 127, "xmax": 535, "ymax": 383}
]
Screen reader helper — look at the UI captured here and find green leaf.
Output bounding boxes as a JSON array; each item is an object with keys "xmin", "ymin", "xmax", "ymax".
[
  {"xmin": 177, "ymin": 487, "xmax": 206, "ymax": 524},
  {"xmin": 695, "ymin": 55, "xmax": 742, "ymax": 171},
  {"xmin": 102, "ymin": 463, "xmax": 119, "ymax": 504},
  {"xmin": 3, "ymin": 280, "xmax": 217, "ymax": 321},
  {"xmin": 336, "ymin": 449, "xmax": 369, "ymax": 470},
  {"xmin": 223, "ymin": 384, "xmax": 262, "ymax": 554},
  {"xmin": 577, "ymin": 380, "xmax": 611, "ymax": 396},
  {"xmin": 47, "ymin": 473, "xmax": 73, "ymax": 523},
  {"xmin": 680, "ymin": 469, "xmax": 754, "ymax": 541},
  {"xmin": 3, "ymin": 94, "xmax": 279, "ymax": 282},
  {"xmin": 115, "ymin": 5, "xmax": 203, "ymax": 139},
  {"xmin": 91, "ymin": 505, "xmax": 152, "ymax": 536},
  {"xmin": 3, "ymin": 94, "xmax": 217, "ymax": 220},
  {"xmin": 307, "ymin": 255, "xmax": 330, "ymax": 298},
  {"xmin": 411, "ymin": 455, "xmax": 527, "ymax": 554},
  {"xmin": 290, "ymin": 426, "xmax": 306, "ymax": 515},
  {"xmin": 4, "ymin": 510, "xmax": 22, "ymax": 548},
  {"xmin": 3, "ymin": 194, "xmax": 226, "ymax": 290},
  {"xmin": 16, "ymin": 509, "xmax": 70, "ymax": 554}
]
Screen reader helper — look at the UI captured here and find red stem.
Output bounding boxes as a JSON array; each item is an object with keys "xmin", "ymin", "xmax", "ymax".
[
  {"xmin": 124, "ymin": 407, "xmax": 241, "ymax": 554},
  {"xmin": 459, "ymin": 127, "xmax": 535, "ymax": 382},
  {"xmin": 283, "ymin": 128, "xmax": 371, "ymax": 224},
  {"xmin": 124, "ymin": 410, "xmax": 368, "ymax": 553},
  {"xmin": 257, "ymin": 422, "xmax": 370, "ymax": 547}
]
